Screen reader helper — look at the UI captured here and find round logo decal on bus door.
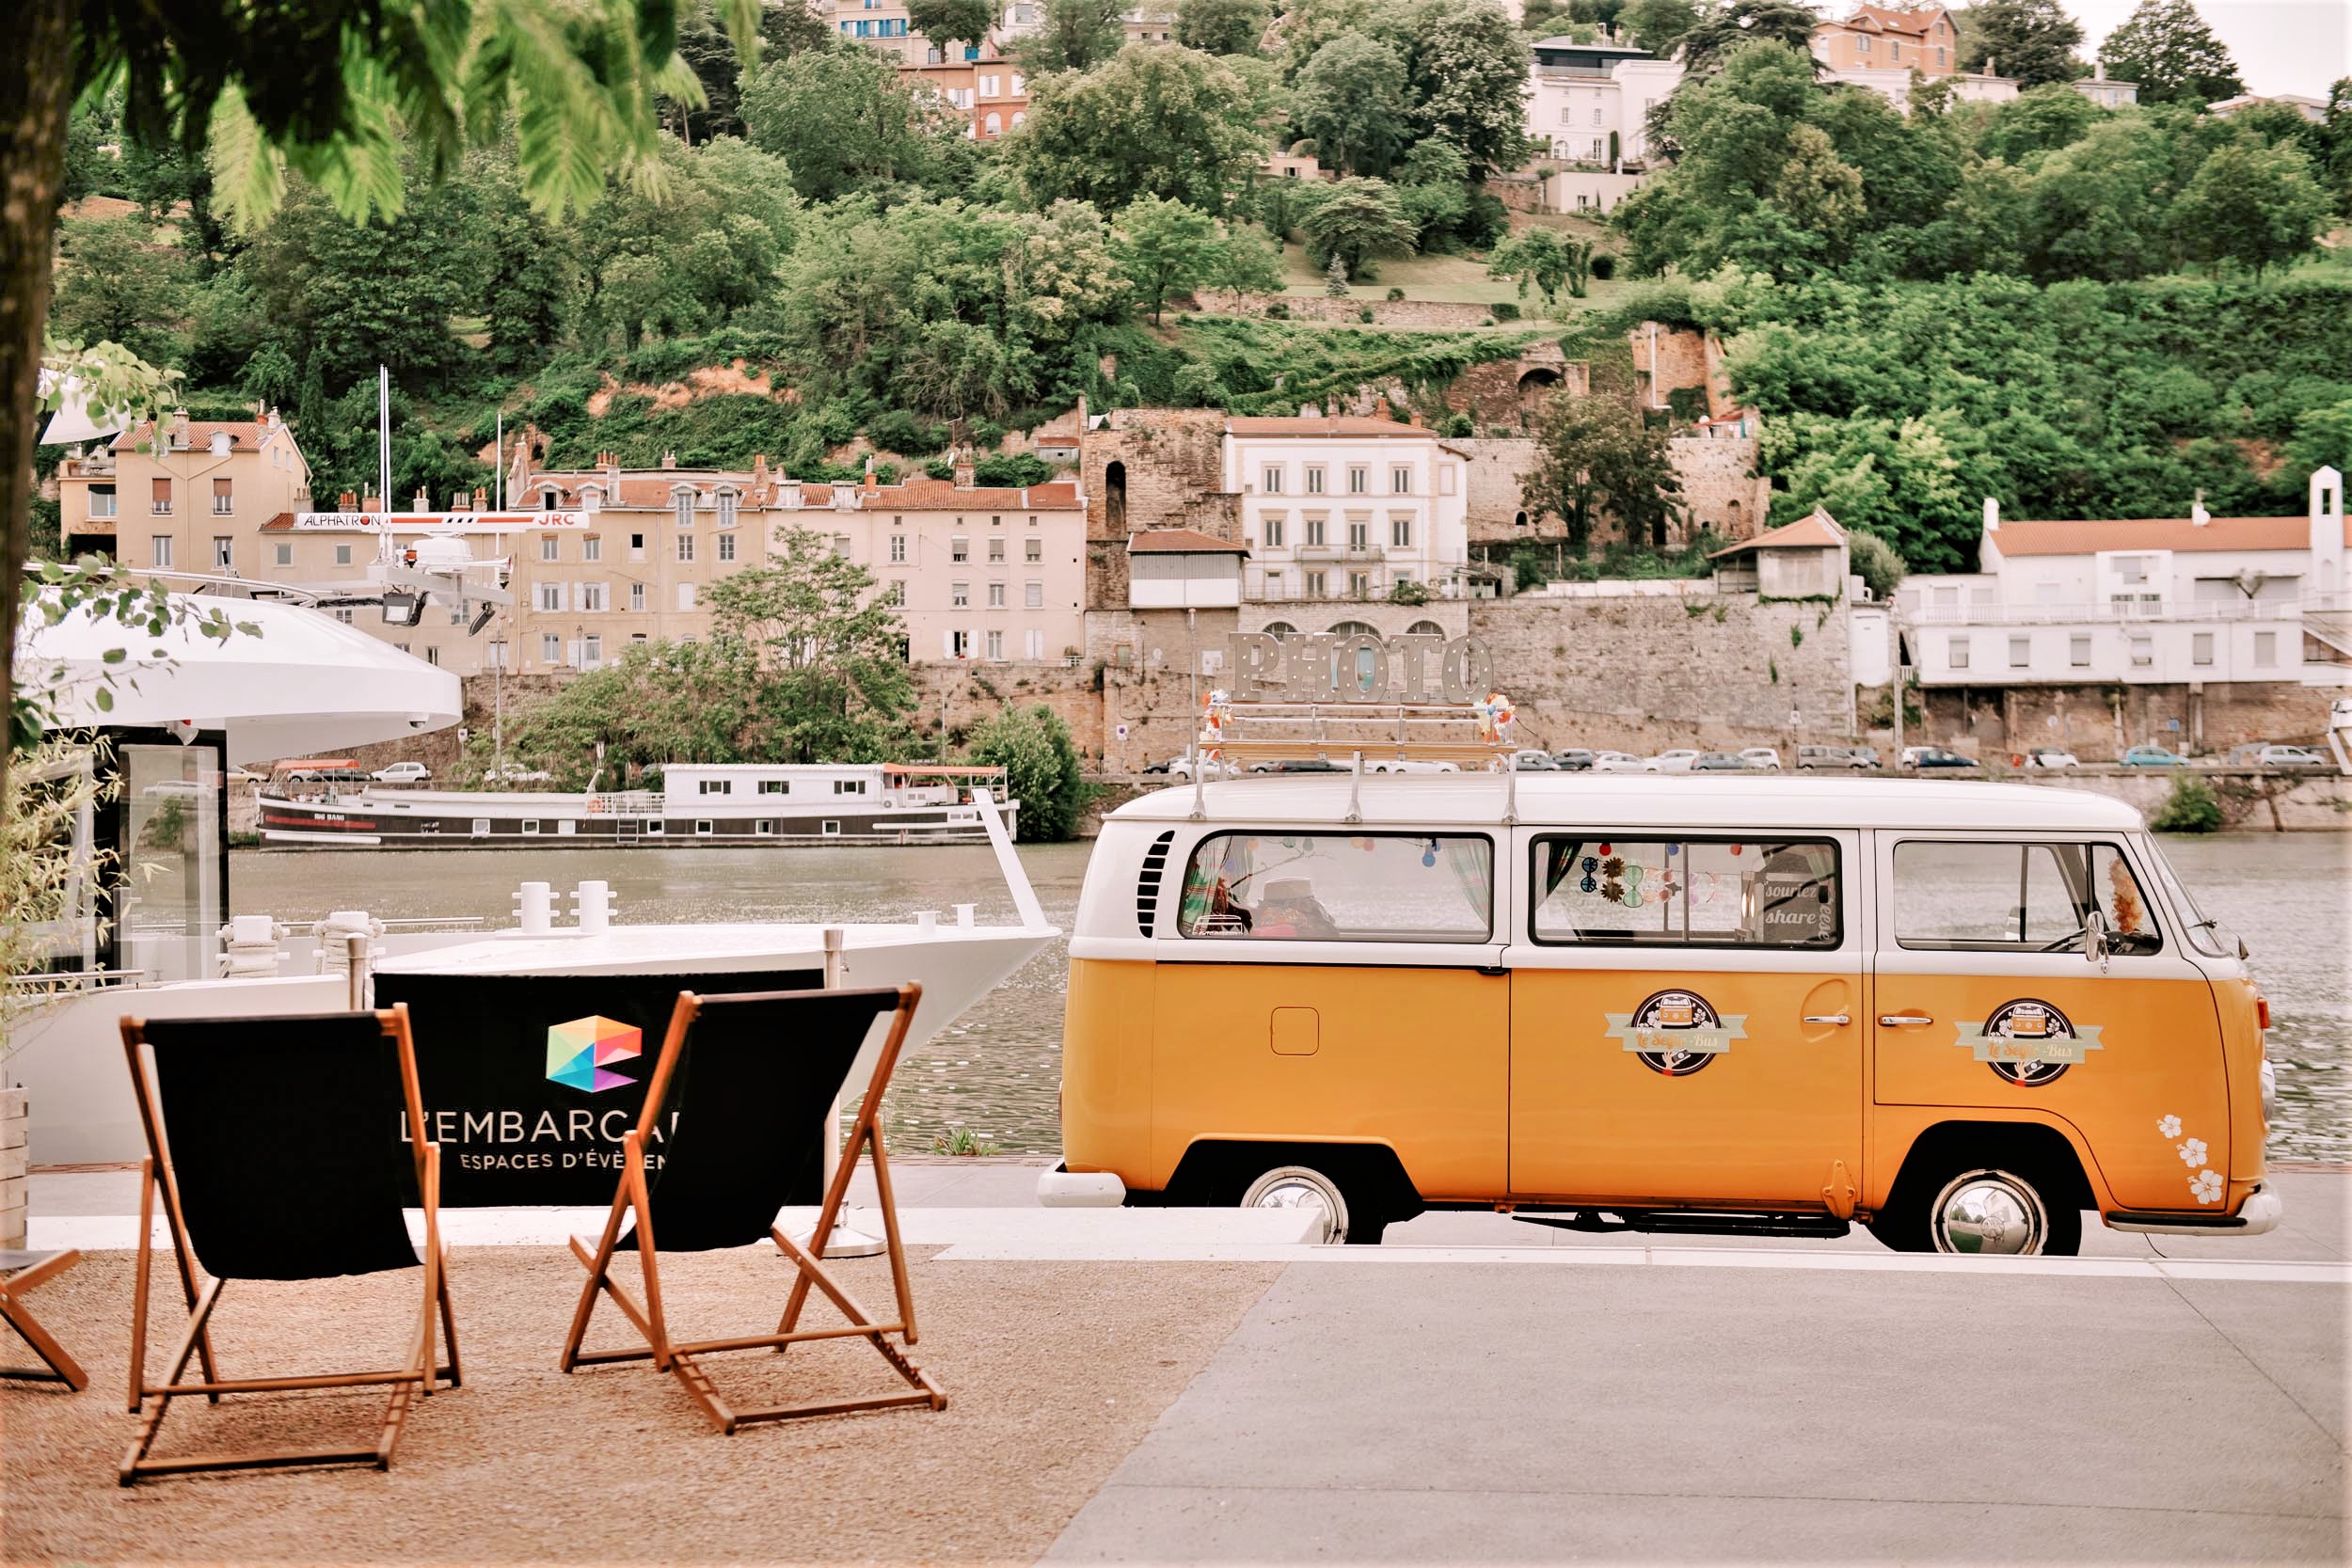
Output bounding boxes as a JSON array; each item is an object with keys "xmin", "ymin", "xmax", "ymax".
[
  {"xmin": 1605, "ymin": 989, "xmax": 1748, "ymax": 1077},
  {"xmin": 1955, "ymin": 999, "xmax": 2105, "ymax": 1087}
]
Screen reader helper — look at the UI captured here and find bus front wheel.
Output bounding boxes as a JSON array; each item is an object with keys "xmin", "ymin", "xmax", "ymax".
[
  {"xmin": 1239, "ymin": 1164, "xmax": 1385, "ymax": 1245},
  {"xmin": 1871, "ymin": 1158, "xmax": 2081, "ymax": 1257}
]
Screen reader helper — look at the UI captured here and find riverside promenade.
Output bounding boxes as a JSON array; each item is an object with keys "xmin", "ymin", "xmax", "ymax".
[{"xmin": 11, "ymin": 1162, "xmax": 2345, "ymax": 1566}]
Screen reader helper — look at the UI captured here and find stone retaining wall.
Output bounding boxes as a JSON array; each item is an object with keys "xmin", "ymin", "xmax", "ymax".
[
  {"xmin": 1189, "ymin": 293, "xmax": 1505, "ymax": 329},
  {"xmin": 2020, "ymin": 770, "xmax": 2352, "ymax": 831}
]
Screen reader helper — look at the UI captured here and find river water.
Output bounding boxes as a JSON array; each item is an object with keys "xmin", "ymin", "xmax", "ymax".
[{"xmin": 230, "ymin": 832, "xmax": 2350, "ymax": 1164}]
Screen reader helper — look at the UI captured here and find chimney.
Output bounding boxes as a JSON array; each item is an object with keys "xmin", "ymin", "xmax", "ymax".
[
  {"xmin": 2094, "ymin": 60, "xmax": 2106, "ymax": 81},
  {"xmin": 361, "ymin": 492, "xmax": 383, "ymax": 514},
  {"xmin": 660, "ymin": 450, "xmax": 677, "ymax": 470},
  {"xmin": 1985, "ymin": 55, "xmax": 1996, "ymax": 76},
  {"xmin": 752, "ymin": 453, "xmax": 770, "ymax": 490},
  {"xmin": 338, "ymin": 489, "xmax": 358, "ymax": 511},
  {"xmin": 1981, "ymin": 496, "xmax": 1999, "ymax": 532},
  {"xmin": 413, "ymin": 486, "xmax": 432, "ymax": 514},
  {"xmin": 1374, "ymin": 396, "xmax": 1392, "ymax": 421},
  {"xmin": 2191, "ymin": 490, "xmax": 2210, "ymax": 528},
  {"xmin": 167, "ymin": 407, "xmax": 189, "ymax": 446},
  {"xmin": 1407, "ymin": 408, "xmax": 1423, "ymax": 428},
  {"xmin": 457, "ymin": 487, "xmax": 480, "ymax": 513},
  {"xmin": 953, "ymin": 446, "xmax": 976, "ymax": 488},
  {"xmin": 864, "ymin": 453, "xmax": 879, "ymax": 494}
]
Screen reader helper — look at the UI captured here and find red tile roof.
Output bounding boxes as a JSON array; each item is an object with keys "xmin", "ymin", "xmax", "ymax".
[
  {"xmin": 113, "ymin": 419, "xmax": 276, "ymax": 452},
  {"xmin": 1709, "ymin": 508, "xmax": 1845, "ymax": 557},
  {"xmin": 1128, "ymin": 528, "xmax": 1248, "ymax": 554},
  {"xmin": 1225, "ymin": 417, "xmax": 1435, "ymax": 439},
  {"xmin": 1989, "ymin": 515, "xmax": 2340, "ymax": 557},
  {"xmin": 524, "ymin": 470, "xmax": 1082, "ymax": 511},
  {"xmin": 1829, "ymin": 4, "xmax": 1945, "ymax": 39}
]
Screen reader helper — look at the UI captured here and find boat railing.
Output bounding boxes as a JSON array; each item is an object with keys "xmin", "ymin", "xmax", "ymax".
[
  {"xmin": 4, "ymin": 968, "xmax": 151, "ymax": 997},
  {"xmin": 585, "ymin": 791, "xmax": 660, "ymax": 816}
]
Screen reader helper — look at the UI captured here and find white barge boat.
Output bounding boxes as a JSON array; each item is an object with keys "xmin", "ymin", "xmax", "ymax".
[{"xmin": 260, "ymin": 762, "xmax": 1020, "ymax": 848}]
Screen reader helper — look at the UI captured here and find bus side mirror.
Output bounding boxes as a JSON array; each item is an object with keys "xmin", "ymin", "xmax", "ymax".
[{"xmin": 2083, "ymin": 908, "xmax": 2109, "ymax": 974}]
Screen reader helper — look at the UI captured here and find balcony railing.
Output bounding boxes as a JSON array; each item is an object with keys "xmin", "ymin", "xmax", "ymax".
[{"xmin": 1900, "ymin": 599, "xmax": 2310, "ymax": 626}]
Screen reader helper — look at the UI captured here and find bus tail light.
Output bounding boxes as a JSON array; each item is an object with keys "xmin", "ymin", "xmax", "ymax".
[{"xmin": 2255, "ymin": 996, "xmax": 2271, "ymax": 1033}]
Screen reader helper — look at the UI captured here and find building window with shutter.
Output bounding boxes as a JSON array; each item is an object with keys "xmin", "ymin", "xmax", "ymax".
[
  {"xmin": 630, "ymin": 582, "xmax": 645, "ymax": 611},
  {"xmin": 988, "ymin": 581, "xmax": 1006, "ymax": 609},
  {"xmin": 1025, "ymin": 537, "xmax": 1041, "ymax": 562},
  {"xmin": 542, "ymin": 534, "xmax": 560, "ymax": 562},
  {"xmin": 1025, "ymin": 580, "xmax": 1043, "ymax": 608},
  {"xmin": 213, "ymin": 537, "xmax": 233, "ymax": 569},
  {"xmin": 1947, "ymin": 637, "xmax": 1969, "ymax": 670},
  {"xmin": 986, "ymin": 629, "xmax": 1004, "ymax": 660},
  {"xmin": 151, "ymin": 478, "xmax": 172, "ymax": 515},
  {"xmin": 2070, "ymin": 634, "xmax": 2091, "ymax": 668},
  {"xmin": 2254, "ymin": 631, "xmax": 2277, "ymax": 667},
  {"xmin": 151, "ymin": 535, "xmax": 173, "ymax": 567},
  {"xmin": 88, "ymin": 484, "xmax": 116, "ymax": 517},
  {"xmin": 677, "ymin": 582, "xmax": 697, "ymax": 610},
  {"xmin": 989, "ymin": 538, "xmax": 1005, "ymax": 562},
  {"xmin": 952, "ymin": 581, "xmax": 969, "ymax": 609},
  {"xmin": 212, "ymin": 477, "xmax": 233, "ymax": 515},
  {"xmin": 583, "ymin": 535, "xmax": 601, "ymax": 562},
  {"xmin": 541, "ymin": 633, "xmax": 563, "ymax": 663},
  {"xmin": 675, "ymin": 492, "xmax": 693, "ymax": 528},
  {"xmin": 952, "ymin": 535, "xmax": 969, "ymax": 562},
  {"xmin": 2192, "ymin": 632, "xmax": 2215, "ymax": 666},
  {"xmin": 2009, "ymin": 636, "xmax": 2030, "ymax": 669},
  {"xmin": 537, "ymin": 582, "xmax": 562, "ymax": 611}
]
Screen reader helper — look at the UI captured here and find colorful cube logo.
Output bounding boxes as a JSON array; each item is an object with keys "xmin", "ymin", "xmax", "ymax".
[{"xmin": 546, "ymin": 1015, "xmax": 643, "ymax": 1093}]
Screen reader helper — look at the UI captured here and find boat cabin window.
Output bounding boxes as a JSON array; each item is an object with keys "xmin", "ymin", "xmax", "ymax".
[
  {"xmin": 760, "ymin": 780, "xmax": 788, "ymax": 795},
  {"xmin": 1891, "ymin": 841, "xmax": 2162, "ymax": 956},
  {"xmin": 1176, "ymin": 832, "xmax": 1494, "ymax": 943},
  {"xmin": 834, "ymin": 779, "xmax": 868, "ymax": 795},
  {"xmin": 1531, "ymin": 836, "xmax": 1841, "ymax": 949}
]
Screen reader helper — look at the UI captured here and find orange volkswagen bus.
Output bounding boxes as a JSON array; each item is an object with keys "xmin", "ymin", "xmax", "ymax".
[{"xmin": 1039, "ymin": 774, "xmax": 2280, "ymax": 1254}]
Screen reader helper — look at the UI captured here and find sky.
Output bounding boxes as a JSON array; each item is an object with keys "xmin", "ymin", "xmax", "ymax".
[{"xmin": 1968, "ymin": 0, "xmax": 2351, "ymax": 99}]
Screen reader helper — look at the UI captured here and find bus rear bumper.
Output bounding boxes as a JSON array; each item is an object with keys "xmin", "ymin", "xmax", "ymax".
[
  {"xmin": 2106, "ymin": 1183, "xmax": 2282, "ymax": 1237},
  {"xmin": 1038, "ymin": 1164, "xmax": 1128, "ymax": 1208}
]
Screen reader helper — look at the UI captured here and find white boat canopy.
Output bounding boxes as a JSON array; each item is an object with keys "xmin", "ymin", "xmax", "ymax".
[{"xmin": 16, "ymin": 590, "xmax": 462, "ymax": 764}]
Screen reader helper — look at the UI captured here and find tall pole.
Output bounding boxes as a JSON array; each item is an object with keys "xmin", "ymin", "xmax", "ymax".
[
  {"xmin": 494, "ymin": 411, "xmax": 504, "ymax": 512},
  {"xmin": 377, "ymin": 365, "xmax": 390, "ymax": 511}
]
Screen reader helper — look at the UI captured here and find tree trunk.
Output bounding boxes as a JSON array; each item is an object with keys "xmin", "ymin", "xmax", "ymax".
[{"xmin": 2, "ymin": 0, "xmax": 75, "ymax": 790}]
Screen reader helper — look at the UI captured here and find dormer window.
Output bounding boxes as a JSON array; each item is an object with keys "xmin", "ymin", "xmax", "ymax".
[
  {"xmin": 541, "ymin": 488, "xmax": 562, "ymax": 512},
  {"xmin": 209, "ymin": 431, "xmax": 231, "ymax": 456},
  {"xmin": 716, "ymin": 489, "xmax": 738, "ymax": 529},
  {"xmin": 675, "ymin": 489, "xmax": 694, "ymax": 528}
]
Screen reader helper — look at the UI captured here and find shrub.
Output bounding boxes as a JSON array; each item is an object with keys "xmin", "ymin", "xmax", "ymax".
[
  {"xmin": 1358, "ymin": 306, "xmax": 1375, "ymax": 323},
  {"xmin": 972, "ymin": 452, "xmax": 1054, "ymax": 486},
  {"xmin": 1264, "ymin": 302, "xmax": 1290, "ymax": 320},
  {"xmin": 1589, "ymin": 253, "xmax": 1616, "ymax": 280},
  {"xmin": 967, "ymin": 704, "xmax": 1091, "ymax": 842},
  {"xmin": 1490, "ymin": 301, "xmax": 1520, "ymax": 321},
  {"xmin": 1390, "ymin": 578, "xmax": 1430, "ymax": 606},
  {"xmin": 867, "ymin": 410, "xmax": 948, "ymax": 455},
  {"xmin": 1847, "ymin": 531, "xmax": 1908, "ymax": 601},
  {"xmin": 1386, "ymin": 287, "xmax": 1405, "ymax": 302},
  {"xmin": 1442, "ymin": 411, "xmax": 1474, "ymax": 438},
  {"xmin": 2152, "ymin": 774, "xmax": 2225, "ymax": 833}
]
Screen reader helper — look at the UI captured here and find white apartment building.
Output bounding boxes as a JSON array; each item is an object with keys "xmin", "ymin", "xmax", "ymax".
[
  {"xmin": 1897, "ymin": 469, "xmax": 2350, "ymax": 689},
  {"xmin": 1223, "ymin": 415, "xmax": 1471, "ymax": 620},
  {"xmin": 1526, "ymin": 39, "xmax": 1678, "ymax": 169}
]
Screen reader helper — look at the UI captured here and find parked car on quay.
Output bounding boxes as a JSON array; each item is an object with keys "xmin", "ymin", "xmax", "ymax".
[
  {"xmin": 1692, "ymin": 752, "xmax": 1748, "ymax": 771},
  {"xmin": 2017, "ymin": 748, "xmax": 2081, "ymax": 771},
  {"xmin": 1365, "ymin": 758, "xmax": 1462, "ymax": 774},
  {"xmin": 1166, "ymin": 755, "xmax": 1238, "ymax": 781},
  {"xmin": 2226, "ymin": 743, "xmax": 2330, "ymax": 771},
  {"xmin": 1590, "ymin": 752, "xmax": 1645, "ymax": 773},
  {"xmin": 1551, "ymin": 750, "xmax": 1596, "ymax": 771},
  {"xmin": 1511, "ymin": 751, "xmax": 1561, "ymax": 771},
  {"xmin": 1899, "ymin": 746, "xmax": 1981, "ymax": 771},
  {"xmin": 1645, "ymin": 749, "xmax": 1700, "ymax": 773},
  {"xmin": 1250, "ymin": 758, "xmax": 1346, "ymax": 775},
  {"xmin": 1738, "ymin": 748, "xmax": 1783, "ymax": 771},
  {"xmin": 2120, "ymin": 744, "xmax": 2192, "ymax": 768},
  {"xmin": 373, "ymin": 761, "xmax": 432, "ymax": 784},
  {"xmin": 1796, "ymin": 745, "xmax": 1876, "ymax": 770}
]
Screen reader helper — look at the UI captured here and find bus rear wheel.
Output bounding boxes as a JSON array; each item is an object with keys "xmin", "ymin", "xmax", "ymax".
[
  {"xmin": 1871, "ymin": 1159, "xmax": 2081, "ymax": 1257},
  {"xmin": 1239, "ymin": 1164, "xmax": 1386, "ymax": 1245}
]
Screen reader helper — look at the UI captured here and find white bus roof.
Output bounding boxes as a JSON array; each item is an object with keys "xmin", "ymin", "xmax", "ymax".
[{"xmin": 1110, "ymin": 774, "xmax": 2147, "ymax": 833}]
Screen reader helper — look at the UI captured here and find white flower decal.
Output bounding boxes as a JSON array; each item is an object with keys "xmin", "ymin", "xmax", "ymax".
[
  {"xmin": 2191, "ymin": 1169, "xmax": 2224, "ymax": 1205},
  {"xmin": 2178, "ymin": 1137, "xmax": 2208, "ymax": 1167},
  {"xmin": 2157, "ymin": 1115, "xmax": 2183, "ymax": 1139}
]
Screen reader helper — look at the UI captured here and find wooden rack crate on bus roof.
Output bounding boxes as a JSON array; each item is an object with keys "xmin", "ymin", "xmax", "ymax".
[{"xmin": 1187, "ymin": 699, "xmax": 1522, "ymax": 824}]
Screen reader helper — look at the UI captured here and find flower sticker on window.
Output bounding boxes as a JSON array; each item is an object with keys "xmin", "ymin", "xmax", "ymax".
[
  {"xmin": 2190, "ymin": 1169, "xmax": 2224, "ymax": 1205},
  {"xmin": 2157, "ymin": 1114, "xmax": 2182, "ymax": 1139},
  {"xmin": 2177, "ymin": 1137, "xmax": 2207, "ymax": 1167}
]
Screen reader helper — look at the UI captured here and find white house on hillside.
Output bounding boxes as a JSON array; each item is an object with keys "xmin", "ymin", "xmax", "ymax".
[{"xmin": 1896, "ymin": 469, "xmax": 2350, "ymax": 689}]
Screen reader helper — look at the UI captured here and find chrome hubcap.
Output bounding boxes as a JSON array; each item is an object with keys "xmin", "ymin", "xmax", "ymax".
[
  {"xmin": 1931, "ymin": 1170, "xmax": 2048, "ymax": 1256},
  {"xmin": 1242, "ymin": 1170, "xmax": 1346, "ymax": 1243}
]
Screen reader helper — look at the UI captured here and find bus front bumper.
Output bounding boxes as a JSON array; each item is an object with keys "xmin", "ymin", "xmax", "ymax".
[
  {"xmin": 1038, "ymin": 1163, "xmax": 1128, "ymax": 1208},
  {"xmin": 2106, "ymin": 1182, "xmax": 2283, "ymax": 1238}
]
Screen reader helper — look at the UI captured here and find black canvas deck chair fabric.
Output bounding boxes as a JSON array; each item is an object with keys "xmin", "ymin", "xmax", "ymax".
[
  {"xmin": 559, "ymin": 982, "xmax": 945, "ymax": 1433},
  {"xmin": 0, "ymin": 1247, "xmax": 88, "ymax": 1390},
  {"xmin": 118, "ymin": 1006, "xmax": 458, "ymax": 1484}
]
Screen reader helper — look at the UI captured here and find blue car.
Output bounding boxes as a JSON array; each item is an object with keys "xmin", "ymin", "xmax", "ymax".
[{"xmin": 2120, "ymin": 744, "xmax": 2192, "ymax": 767}]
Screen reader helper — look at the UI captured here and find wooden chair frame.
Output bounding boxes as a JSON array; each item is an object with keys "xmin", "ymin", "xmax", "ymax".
[
  {"xmin": 118, "ymin": 1006, "xmax": 460, "ymax": 1485},
  {"xmin": 0, "ymin": 1247, "xmax": 88, "ymax": 1390},
  {"xmin": 559, "ymin": 983, "xmax": 946, "ymax": 1434}
]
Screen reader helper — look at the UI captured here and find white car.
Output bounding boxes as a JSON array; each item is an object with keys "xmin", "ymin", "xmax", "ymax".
[
  {"xmin": 1366, "ymin": 759, "xmax": 1461, "ymax": 774},
  {"xmin": 373, "ymin": 761, "xmax": 432, "ymax": 784},
  {"xmin": 2019, "ymin": 748, "xmax": 2081, "ymax": 770},
  {"xmin": 1165, "ymin": 755, "xmax": 1238, "ymax": 781},
  {"xmin": 1738, "ymin": 747, "xmax": 1783, "ymax": 771},
  {"xmin": 1645, "ymin": 750, "xmax": 1700, "ymax": 773},
  {"xmin": 1590, "ymin": 752, "xmax": 1645, "ymax": 773}
]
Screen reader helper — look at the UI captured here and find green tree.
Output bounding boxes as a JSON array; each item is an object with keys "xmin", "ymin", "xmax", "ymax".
[
  {"xmin": 1678, "ymin": 0, "xmax": 1823, "ymax": 74},
  {"xmin": 2097, "ymin": 0, "xmax": 2242, "ymax": 106},
  {"xmin": 1957, "ymin": 0, "xmax": 2083, "ymax": 87},
  {"xmin": 2318, "ymin": 80, "xmax": 2352, "ymax": 215},
  {"xmin": 1973, "ymin": 81, "xmax": 2103, "ymax": 163},
  {"xmin": 909, "ymin": 0, "xmax": 999, "ymax": 51},
  {"xmin": 1525, "ymin": 378, "xmax": 1683, "ymax": 553},
  {"xmin": 1021, "ymin": 0, "xmax": 1127, "ymax": 74},
  {"xmin": 706, "ymin": 526, "xmax": 919, "ymax": 763},
  {"xmin": 1009, "ymin": 45, "xmax": 1265, "ymax": 212},
  {"xmin": 1486, "ymin": 228, "xmax": 1574, "ymax": 309},
  {"xmin": 1299, "ymin": 176, "xmax": 1419, "ymax": 277},
  {"xmin": 1397, "ymin": 0, "xmax": 1530, "ymax": 176},
  {"xmin": 1177, "ymin": 0, "xmax": 1272, "ymax": 55},
  {"xmin": 1845, "ymin": 530, "xmax": 1907, "ymax": 601},
  {"xmin": 492, "ymin": 639, "xmax": 775, "ymax": 787},
  {"xmin": 968, "ymin": 704, "xmax": 1090, "ymax": 841},
  {"xmin": 1620, "ymin": 0, "xmax": 1697, "ymax": 54},
  {"xmin": 2023, "ymin": 113, "xmax": 2182, "ymax": 281},
  {"xmin": 1112, "ymin": 196, "xmax": 1217, "ymax": 323},
  {"xmin": 1293, "ymin": 33, "xmax": 1412, "ymax": 176},
  {"xmin": 2174, "ymin": 136, "xmax": 2331, "ymax": 277},
  {"xmin": 47, "ymin": 218, "xmax": 184, "ymax": 365},
  {"xmin": 740, "ymin": 41, "xmax": 960, "ymax": 203},
  {"xmin": 4, "ymin": 0, "xmax": 755, "ymax": 760}
]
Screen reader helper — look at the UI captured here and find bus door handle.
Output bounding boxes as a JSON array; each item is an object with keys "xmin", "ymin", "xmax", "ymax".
[
  {"xmin": 1879, "ymin": 1011, "xmax": 1934, "ymax": 1027},
  {"xmin": 1476, "ymin": 965, "xmax": 1507, "ymax": 976},
  {"xmin": 1803, "ymin": 1013, "xmax": 1851, "ymax": 1026}
]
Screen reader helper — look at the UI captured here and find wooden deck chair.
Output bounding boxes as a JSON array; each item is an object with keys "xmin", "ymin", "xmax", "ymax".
[
  {"xmin": 117, "ymin": 1006, "xmax": 459, "ymax": 1485},
  {"xmin": 0, "ymin": 1247, "xmax": 88, "ymax": 1390},
  {"xmin": 560, "ymin": 982, "xmax": 945, "ymax": 1433}
]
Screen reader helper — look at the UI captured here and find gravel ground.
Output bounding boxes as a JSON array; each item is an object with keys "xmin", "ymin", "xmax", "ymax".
[{"xmin": 2, "ymin": 1246, "xmax": 1281, "ymax": 1565}]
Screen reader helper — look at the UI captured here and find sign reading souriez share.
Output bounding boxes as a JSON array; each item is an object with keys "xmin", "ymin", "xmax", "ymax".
[
  {"xmin": 1222, "ymin": 631, "xmax": 1495, "ymax": 704},
  {"xmin": 373, "ymin": 966, "xmax": 820, "ymax": 1205}
]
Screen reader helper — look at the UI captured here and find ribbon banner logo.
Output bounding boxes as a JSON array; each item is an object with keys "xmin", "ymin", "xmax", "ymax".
[
  {"xmin": 545, "ymin": 1015, "xmax": 644, "ymax": 1093},
  {"xmin": 1605, "ymin": 990, "xmax": 1747, "ymax": 1078},
  {"xmin": 1955, "ymin": 999, "xmax": 2102, "ymax": 1087}
]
